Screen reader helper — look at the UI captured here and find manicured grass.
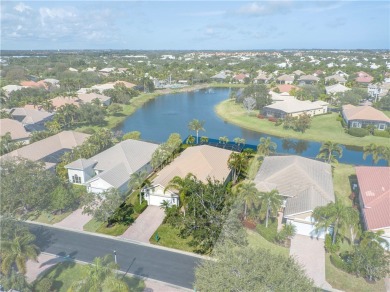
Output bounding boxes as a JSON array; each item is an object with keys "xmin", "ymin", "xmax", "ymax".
[
  {"xmin": 325, "ymin": 255, "xmax": 385, "ymax": 292},
  {"xmin": 383, "ymin": 110, "xmax": 390, "ymax": 118},
  {"xmin": 246, "ymin": 229, "xmax": 289, "ymax": 258},
  {"xmin": 332, "ymin": 163, "xmax": 356, "ymax": 207},
  {"xmin": 33, "ymin": 261, "xmax": 145, "ymax": 292},
  {"xmin": 215, "ymin": 99, "xmax": 390, "ymax": 147},
  {"xmin": 82, "ymin": 218, "xmax": 128, "ymax": 236},
  {"xmin": 149, "ymin": 223, "xmax": 197, "ymax": 253},
  {"xmin": 25, "ymin": 210, "xmax": 73, "ymax": 225}
]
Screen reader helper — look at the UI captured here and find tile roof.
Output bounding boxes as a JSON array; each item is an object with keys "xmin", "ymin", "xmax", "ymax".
[
  {"xmin": 342, "ymin": 105, "xmax": 390, "ymax": 123},
  {"xmin": 10, "ymin": 108, "xmax": 53, "ymax": 125},
  {"xmin": 77, "ymin": 93, "xmax": 111, "ymax": 103},
  {"xmin": 0, "ymin": 119, "xmax": 30, "ymax": 140},
  {"xmin": 277, "ymin": 74, "xmax": 295, "ymax": 81},
  {"xmin": 253, "ymin": 156, "xmax": 335, "ymax": 216},
  {"xmin": 355, "ymin": 71, "xmax": 374, "ymax": 83},
  {"xmin": 264, "ymin": 99, "xmax": 325, "ymax": 114},
  {"xmin": 355, "ymin": 167, "xmax": 390, "ymax": 230},
  {"xmin": 325, "ymin": 84, "xmax": 350, "ymax": 94},
  {"xmin": 275, "ymin": 84, "xmax": 298, "ymax": 93},
  {"xmin": 69, "ymin": 139, "xmax": 158, "ymax": 189},
  {"xmin": 325, "ymin": 74, "xmax": 346, "ymax": 83},
  {"xmin": 50, "ymin": 96, "xmax": 80, "ymax": 109},
  {"xmin": 153, "ymin": 145, "xmax": 233, "ymax": 187},
  {"xmin": 298, "ymin": 75, "xmax": 320, "ymax": 81},
  {"xmin": 1, "ymin": 131, "xmax": 89, "ymax": 169}
]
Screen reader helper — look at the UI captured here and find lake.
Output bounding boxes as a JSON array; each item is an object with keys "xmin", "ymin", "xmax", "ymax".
[{"xmin": 117, "ymin": 87, "xmax": 387, "ymax": 166}]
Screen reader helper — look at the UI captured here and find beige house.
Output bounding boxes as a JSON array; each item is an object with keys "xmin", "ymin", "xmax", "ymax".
[
  {"xmin": 253, "ymin": 156, "xmax": 335, "ymax": 239},
  {"xmin": 143, "ymin": 145, "xmax": 233, "ymax": 206},
  {"xmin": 1, "ymin": 131, "xmax": 89, "ymax": 170},
  {"xmin": 342, "ymin": 104, "xmax": 390, "ymax": 130},
  {"xmin": 277, "ymin": 74, "xmax": 294, "ymax": 85},
  {"xmin": 263, "ymin": 99, "xmax": 328, "ymax": 118}
]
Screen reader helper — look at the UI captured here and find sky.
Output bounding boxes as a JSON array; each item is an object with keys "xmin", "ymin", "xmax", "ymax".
[{"xmin": 1, "ymin": 1, "xmax": 389, "ymax": 50}]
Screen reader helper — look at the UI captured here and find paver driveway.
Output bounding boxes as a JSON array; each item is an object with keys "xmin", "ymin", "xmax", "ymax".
[
  {"xmin": 290, "ymin": 235, "xmax": 333, "ymax": 290},
  {"xmin": 53, "ymin": 208, "xmax": 93, "ymax": 231},
  {"xmin": 121, "ymin": 205, "xmax": 165, "ymax": 243}
]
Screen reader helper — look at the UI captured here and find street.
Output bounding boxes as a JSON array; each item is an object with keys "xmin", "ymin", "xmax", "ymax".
[{"xmin": 28, "ymin": 223, "xmax": 200, "ymax": 289}]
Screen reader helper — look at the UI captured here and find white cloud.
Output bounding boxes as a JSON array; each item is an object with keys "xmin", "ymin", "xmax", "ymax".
[
  {"xmin": 181, "ymin": 10, "xmax": 226, "ymax": 17},
  {"xmin": 14, "ymin": 3, "xmax": 32, "ymax": 13},
  {"xmin": 237, "ymin": 1, "xmax": 293, "ymax": 16}
]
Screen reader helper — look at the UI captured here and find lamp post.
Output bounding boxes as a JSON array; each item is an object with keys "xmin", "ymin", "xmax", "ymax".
[{"xmin": 114, "ymin": 250, "xmax": 117, "ymax": 264}]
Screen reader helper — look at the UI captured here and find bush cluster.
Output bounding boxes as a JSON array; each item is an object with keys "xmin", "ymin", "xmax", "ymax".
[
  {"xmin": 373, "ymin": 129, "xmax": 390, "ymax": 138},
  {"xmin": 134, "ymin": 200, "xmax": 148, "ymax": 214},
  {"xmin": 347, "ymin": 128, "xmax": 369, "ymax": 137}
]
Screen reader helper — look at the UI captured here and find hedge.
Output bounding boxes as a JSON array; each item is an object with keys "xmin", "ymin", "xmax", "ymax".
[
  {"xmin": 256, "ymin": 220, "xmax": 278, "ymax": 242},
  {"xmin": 134, "ymin": 200, "xmax": 148, "ymax": 214},
  {"xmin": 373, "ymin": 129, "xmax": 390, "ymax": 138},
  {"xmin": 330, "ymin": 254, "xmax": 352, "ymax": 273},
  {"xmin": 348, "ymin": 128, "xmax": 369, "ymax": 137}
]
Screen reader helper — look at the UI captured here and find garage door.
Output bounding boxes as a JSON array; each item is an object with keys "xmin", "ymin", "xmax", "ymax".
[{"xmin": 288, "ymin": 220, "xmax": 326, "ymax": 239}]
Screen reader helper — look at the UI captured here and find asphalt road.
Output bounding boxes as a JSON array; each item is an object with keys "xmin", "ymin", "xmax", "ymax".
[{"xmin": 28, "ymin": 224, "xmax": 200, "ymax": 289}]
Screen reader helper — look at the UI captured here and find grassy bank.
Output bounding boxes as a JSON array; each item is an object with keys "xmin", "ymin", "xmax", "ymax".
[
  {"xmin": 215, "ymin": 99, "xmax": 390, "ymax": 147},
  {"xmin": 333, "ymin": 163, "xmax": 356, "ymax": 206}
]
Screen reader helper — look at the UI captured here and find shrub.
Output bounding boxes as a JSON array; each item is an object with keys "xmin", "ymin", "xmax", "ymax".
[
  {"xmin": 268, "ymin": 117, "xmax": 278, "ymax": 123},
  {"xmin": 330, "ymin": 254, "xmax": 351, "ymax": 273},
  {"xmin": 108, "ymin": 202, "xmax": 134, "ymax": 225},
  {"xmin": 256, "ymin": 220, "xmax": 278, "ymax": 242},
  {"xmin": 275, "ymin": 119, "xmax": 283, "ymax": 126},
  {"xmin": 257, "ymin": 114, "xmax": 265, "ymax": 119},
  {"xmin": 34, "ymin": 278, "xmax": 53, "ymax": 292},
  {"xmin": 348, "ymin": 128, "xmax": 369, "ymax": 137},
  {"xmin": 336, "ymin": 116, "xmax": 343, "ymax": 122},
  {"xmin": 324, "ymin": 234, "xmax": 341, "ymax": 253},
  {"xmin": 82, "ymin": 128, "xmax": 96, "ymax": 135},
  {"xmin": 134, "ymin": 200, "xmax": 148, "ymax": 214},
  {"xmin": 373, "ymin": 129, "xmax": 390, "ymax": 138}
]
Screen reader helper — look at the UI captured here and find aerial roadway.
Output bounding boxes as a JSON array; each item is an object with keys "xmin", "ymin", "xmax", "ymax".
[{"xmin": 28, "ymin": 223, "xmax": 200, "ymax": 289}]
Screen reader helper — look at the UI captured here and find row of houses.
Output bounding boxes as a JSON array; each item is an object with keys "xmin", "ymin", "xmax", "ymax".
[{"xmin": 1, "ymin": 131, "xmax": 388, "ymax": 244}]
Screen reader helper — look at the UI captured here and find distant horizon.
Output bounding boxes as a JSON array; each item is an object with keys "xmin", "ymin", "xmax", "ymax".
[{"xmin": 1, "ymin": 1, "xmax": 389, "ymax": 50}]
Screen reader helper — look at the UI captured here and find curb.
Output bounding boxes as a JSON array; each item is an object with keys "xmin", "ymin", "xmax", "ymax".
[{"xmin": 26, "ymin": 220, "xmax": 208, "ymax": 260}]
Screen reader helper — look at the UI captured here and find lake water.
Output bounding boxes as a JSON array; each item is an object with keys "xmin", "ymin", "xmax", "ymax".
[{"xmin": 117, "ymin": 87, "xmax": 387, "ymax": 166}]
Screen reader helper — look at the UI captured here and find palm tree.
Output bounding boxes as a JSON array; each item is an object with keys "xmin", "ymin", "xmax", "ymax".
[
  {"xmin": 259, "ymin": 189, "xmax": 282, "ymax": 228},
  {"xmin": 233, "ymin": 137, "xmax": 246, "ymax": 149},
  {"xmin": 342, "ymin": 207, "xmax": 360, "ymax": 244},
  {"xmin": 316, "ymin": 141, "xmax": 343, "ymax": 164},
  {"xmin": 69, "ymin": 254, "xmax": 128, "ymax": 292},
  {"xmin": 257, "ymin": 137, "xmax": 277, "ymax": 158},
  {"xmin": 129, "ymin": 171, "xmax": 149, "ymax": 204},
  {"xmin": 219, "ymin": 136, "xmax": 229, "ymax": 146},
  {"xmin": 200, "ymin": 136, "xmax": 209, "ymax": 144},
  {"xmin": 360, "ymin": 230, "xmax": 389, "ymax": 250},
  {"xmin": 238, "ymin": 182, "xmax": 260, "ymax": 220},
  {"xmin": 188, "ymin": 119, "xmax": 205, "ymax": 144},
  {"xmin": 228, "ymin": 152, "xmax": 249, "ymax": 184},
  {"xmin": 363, "ymin": 143, "xmax": 381, "ymax": 165},
  {"xmin": 312, "ymin": 199, "xmax": 352, "ymax": 244},
  {"xmin": 42, "ymin": 99, "xmax": 54, "ymax": 112},
  {"xmin": 186, "ymin": 135, "xmax": 195, "ymax": 146},
  {"xmin": 282, "ymin": 223, "xmax": 297, "ymax": 240},
  {"xmin": 160, "ymin": 200, "xmax": 171, "ymax": 212},
  {"xmin": 0, "ymin": 231, "xmax": 39, "ymax": 275}
]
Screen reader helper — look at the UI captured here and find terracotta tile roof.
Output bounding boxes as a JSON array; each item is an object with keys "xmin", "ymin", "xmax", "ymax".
[
  {"xmin": 276, "ymin": 84, "xmax": 298, "ymax": 93},
  {"xmin": 355, "ymin": 71, "xmax": 374, "ymax": 83},
  {"xmin": 342, "ymin": 105, "xmax": 390, "ymax": 123},
  {"xmin": 50, "ymin": 96, "xmax": 80, "ymax": 109},
  {"xmin": 356, "ymin": 167, "xmax": 390, "ymax": 230},
  {"xmin": 233, "ymin": 73, "xmax": 247, "ymax": 80},
  {"xmin": 20, "ymin": 80, "xmax": 48, "ymax": 89}
]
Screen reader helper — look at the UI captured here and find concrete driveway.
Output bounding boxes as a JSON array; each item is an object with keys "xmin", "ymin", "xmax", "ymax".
[
  {"xmin": 290, "ymin": 235, "xmax": 333, "ymax": 290},
  {"xmin": 121, "ymin": 206, "xmax": 165, "ymax": 243},
  {"xmin": 53, "ymin": 208, "xmax": 93, "ymax": 231}
]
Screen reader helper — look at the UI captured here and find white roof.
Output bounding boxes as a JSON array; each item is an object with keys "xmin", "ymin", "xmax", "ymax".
[
  {"xmin": 325, "ymin": 84, "xmax": 350, "ymax": 94},
  {"xmin": 264, "ymin": 99, "xmax": 324, "ymax": 114}
]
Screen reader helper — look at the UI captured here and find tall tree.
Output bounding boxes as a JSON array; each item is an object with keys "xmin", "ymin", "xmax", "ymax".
[
  {"xmin": 316, "ymin": 141, "xmax": 343, "ymax": 164},
  {"xmin": 128, "ymin": 171, "xmax": 149, "ymax": 204},
  {"xmin": 257, "ymin": 137, "xmax": 277, "ymax": 159},
  {"xmin": 237, "ymin": 182, "xmax": 260, "ymax": 220},
  {"xmin": 363, "ymin": 143, "xmax": 382, "ymax": 165},
  {"xmin": 0, "ymin": 229, "xmax": 39, "ymax": 275},
  {"xmin": 312, "ymin": 199, "xmax": 354, "ymax": 244},
  {"xmin": 188, "ymin": 119, "xmax": 205, "ymax": 144},
  {"xmin": 227, "ymin": 152, "xmax": 249, "ymax": 184},
  {"xmin": 259, "ymin": 189, "xmax": 282, "ymax": 228},
  {"xmin": 195, "ymin": 246, "xmax": 313, "ymax": 291}
]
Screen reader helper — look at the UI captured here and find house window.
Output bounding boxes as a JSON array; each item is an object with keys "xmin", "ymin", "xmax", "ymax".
[
  {"xmin": 378, "ymin": 124, "xmax": 385, "ymax": 130},
  {"xmin": 72, "ymin": 174, "xmax": 81, "ymax": 184},
  {"xmin": 351, "ymin": 121, "xmax": 360, "ymax": 128}
]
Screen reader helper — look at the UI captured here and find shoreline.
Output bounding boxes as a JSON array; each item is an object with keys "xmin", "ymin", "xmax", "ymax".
[{"xmin": 214, "ymin": 99, "xmax": 390, "ymax": 148}]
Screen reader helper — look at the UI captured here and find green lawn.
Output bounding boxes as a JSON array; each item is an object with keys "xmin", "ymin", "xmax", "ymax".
[
  {"xmin": 149, "ymin": 223, "xmax": 197, "ymax": 253},
  {"xmin": 33, "ymin": 261, "xmax": 145, "ymax": 292},
  {"xmin": 332, "ymin": 163, "xmax": 356, "ymax": 207},
  {"xmin": 215, "ymin": 99, "xmax": 390, "ymax": 147},
  {"xmin": 83, "ymin": 218, "xmax": 128, "ymax": 236},
  {"xmin": 25, "ymin": 210, "xmax": 73, "ymax": 225},
  {"xmin": 246, "ymin": 229, "xmax": 289, "ymax": 258},
  {"xmin": 383, "ymin": 110, "xmax": 390, "ymax": 118},
  {"xmin": 325, "ymin": 255, "xmax": 385, "ymax": 292}
]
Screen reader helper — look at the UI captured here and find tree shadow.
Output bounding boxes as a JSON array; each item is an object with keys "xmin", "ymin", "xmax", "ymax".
[{"xmin": 30, "ymin": 225, "xmax": 55, "ymax": 251}]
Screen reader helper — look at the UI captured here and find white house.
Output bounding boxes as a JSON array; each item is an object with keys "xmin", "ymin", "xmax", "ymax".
[
  {"xmin": 65, "ymin": 139, "xmax": 158, "ymax": 193},
  {"xmin": 143, "ymin": 145, "xmax": 233, "ymax": 207},
  {"xmin": 253, "ymin": 156, "xmax": 335, "ymax": 239}
]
